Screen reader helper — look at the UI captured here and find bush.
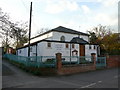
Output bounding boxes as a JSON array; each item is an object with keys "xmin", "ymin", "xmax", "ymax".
[{"xmin": 43, "ymin": 58, "xmax": 55, "ymax": 64}]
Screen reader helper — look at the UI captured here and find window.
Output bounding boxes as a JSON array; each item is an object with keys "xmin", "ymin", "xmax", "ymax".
[
  {"xmin": 94, "ymin": 45, "xmax": 96, "ymax": 49},
  {"xmin": 60, "ymin": 36, "xmax": 65, "ymax": 41},
  {"xmin": 66, "ymin": 43, "xmax": 69, "ymax": 48},
  {"xmin": 89, "ymin": 45, "xmax": 91, "ymax": 49},
  {"xmin": 72, "ymin": 44, "xmax": 75, "ymax": 48},
  {"xmin": 19, "ymin": 50, "xmax": 21, "ymax": 53},
  {"xmin": 30, "ymin": 47, "xmax": 32, "ymax": 52},
  {"xmin": 47, "ymin": 42, "xmax": 51, "ymax": 48}
]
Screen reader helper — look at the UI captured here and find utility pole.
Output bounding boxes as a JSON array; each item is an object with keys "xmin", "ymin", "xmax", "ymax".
[{"xmin": 28, "ymin": 2, "xmax": 32, "ymax": 57}]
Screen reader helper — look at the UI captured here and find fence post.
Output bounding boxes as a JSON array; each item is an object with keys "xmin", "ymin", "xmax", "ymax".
[
  {"xmin": 91, "ymin": 53, "xmax": 96, "ymax": 66},
  {"xmin": 77, "ymin": 56, "xmax": 79, "ymax": 64},
  {"xmin": 56, "ymin": 53, "xmax": 62, "ymax": 71}
]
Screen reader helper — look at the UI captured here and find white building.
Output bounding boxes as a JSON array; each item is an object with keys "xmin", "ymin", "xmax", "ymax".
[{"xmin": 17, "ymin": 26, "xmax": 100, "ymax": 60}]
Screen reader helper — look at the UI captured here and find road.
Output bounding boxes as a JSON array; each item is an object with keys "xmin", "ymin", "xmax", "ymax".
[{"xmin": 2, "ymin": 59, "xmax": 119, "ymax": 89}]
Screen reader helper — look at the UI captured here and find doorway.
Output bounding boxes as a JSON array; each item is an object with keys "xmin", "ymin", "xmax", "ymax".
[{"xmin": 79, "ymin": 45, "xmax": 85, "ymax": 56}]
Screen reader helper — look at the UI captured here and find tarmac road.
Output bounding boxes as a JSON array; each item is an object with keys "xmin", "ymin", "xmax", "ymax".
[{"xmin": 2, "ymin": 59, "xmax": 119, "ymax": 89}]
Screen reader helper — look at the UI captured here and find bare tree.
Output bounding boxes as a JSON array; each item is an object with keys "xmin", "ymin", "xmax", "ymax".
[
  {"xmin": 0, "ymin": 8, "xmax": 28, "ymax": 52},
  {"xmin": 0, "ymin": 8, "xmax": 12, "ymax": 52},
  {"xmin": 91, "ymin": 24, "xmax": 112, "ymax": 38},
  {"xmin": 10, "ymin": 22, "xmax": 28, "ymax": 48},
  {"xmin": 35, "ymin": 28, "xmax": 50, "ymax": 36}
]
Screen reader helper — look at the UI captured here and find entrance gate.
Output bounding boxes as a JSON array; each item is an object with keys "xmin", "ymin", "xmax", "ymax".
[{"xmin": 96, "ymin": 57, "xmax": 106, "ymax": 69}]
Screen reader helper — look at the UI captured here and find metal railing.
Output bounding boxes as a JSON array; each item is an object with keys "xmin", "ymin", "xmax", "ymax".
[
  {"xmin": 3, "ymin": 54, "xmax": 56, "ymax": 68},
  {"xmin": 96, "ymin": 57, "xmax": 106, "ymax": 68},
  {"xmin": 62, "ymin": 56, "xmax": 94, "ymax": 65},
  {"xmin": 3, "ymin": 54, "xmax": 106, "ymax": 68}
]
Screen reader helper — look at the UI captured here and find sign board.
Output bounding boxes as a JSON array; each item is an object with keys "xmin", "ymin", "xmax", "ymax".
[{"xmin": 55, "ymin": 43, "xmax": 63, "ymax": 53}]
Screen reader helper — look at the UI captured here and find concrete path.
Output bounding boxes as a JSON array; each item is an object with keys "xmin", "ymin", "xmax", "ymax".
[{"xmin": 2, "ymin": 59, "xmax": 119, "ymax": 88}]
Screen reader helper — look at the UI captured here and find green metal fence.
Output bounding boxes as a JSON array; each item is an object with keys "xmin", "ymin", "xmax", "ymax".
[
  {"xmin": 3, "ymin": 54, "xmax": 56, "ymax": 68},
  {"xmin": 96, "ymin": 57, "xmax": 106, "ymax": 68},
  {"xmin": 3, "ymin": 54, "xmax": 106, "ymax": 68},
  {"xmin": 62, "ymin": 56, "xmax": 94, "ymax": 65}
]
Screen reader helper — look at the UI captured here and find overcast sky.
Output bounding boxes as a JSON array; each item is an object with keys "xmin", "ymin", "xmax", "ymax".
[{"xmin": 0, "ymin": 0, "xmax": 119, "ymax": 38}]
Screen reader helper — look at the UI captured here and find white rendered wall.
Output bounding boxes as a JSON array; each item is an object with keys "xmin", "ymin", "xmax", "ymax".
[
  {"xmin": 17, "ymin": 47, "xmax": 28, "ymax": 57},
  {"xmin": 28, "ymin": 32, "xmax": 53, "ymax": 44},
  {"xmin": 24, "ymin": 31, "xmax": 89, "ymax": 45},
  {"xmin": 17, "ymin": 41, "xmax": 98, "ymax": 62},
  {"xmin": 79, "ymin": 35, "xmax": 89, "ymax": 42},
  {"xmin": 17, "ymin": 45, "xmax": 37, "ymax": 57},
  {"xmin": 18, "ymin": 43, "xmax": 98, "ymax": 57},
  {"xmin": 38, "ymin": 41, "xmax": 79, "ymax": 56},
  {"xmin": 37, "ymin": 41, "xmax": 79, "ymax": 62},
  {"xmin": 85, "ymin": 45, "xmax": 97, "ymax": 57},
  {"xmin": 37, "ymin": 42, "xmax": 43, "ymax": 56},
  {"xmin": 30, "ymin": 45, "xmax": 37, "ymax": 56},
  {"xmin": 52, "ymin": 31, "xmax": 89, "ymax": 42}
]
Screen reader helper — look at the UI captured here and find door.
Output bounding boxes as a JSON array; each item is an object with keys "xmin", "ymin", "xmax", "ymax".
[{"xmin": 79, "ymin": 45, "xmax": 85, "ymax": 56}]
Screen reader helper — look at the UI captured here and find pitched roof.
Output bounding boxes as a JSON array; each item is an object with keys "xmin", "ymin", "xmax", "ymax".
[
  {"xmin": 51, "ymin": 26, "xmax": 89, "ymax": 36},
  {"xmin": 70, "ymin": 37, "xmax": 89, "ymax": 44},
  {"xmin": 31, "ymin": 26, "xmax": 89, "ymax": 40}
]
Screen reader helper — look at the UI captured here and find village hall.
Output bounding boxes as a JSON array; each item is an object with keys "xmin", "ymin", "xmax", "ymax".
[{"xmin": 17, "ymin": 26, "xmax": 100, "ymax": 62}]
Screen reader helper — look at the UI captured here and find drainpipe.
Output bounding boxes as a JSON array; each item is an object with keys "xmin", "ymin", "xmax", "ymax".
[
  {"xmin": 36, "ymin": 43, "xmax": 37, "ymax": 62},
  {"xmin": 70, "ymin": 43, "xmax": 71, "ymax": 64}
]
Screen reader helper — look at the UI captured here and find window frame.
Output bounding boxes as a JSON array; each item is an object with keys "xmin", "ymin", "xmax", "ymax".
[
  {"xmin": 66, "ymin": 43, "xmax": 69, "ymax": 48},
  {"xmin": 72, "ymin": 44, "xmax": 75, "ymax": 48},
  {"xmin": 89, "ymin": 45, "xmax": 92, "ymax": 49},
  {"xmin": 60, "ymin": 36, "xmax": 65, "ymax": 41},
  {"xmin": 47, "ymin": 42, "xmax": 51, "ymax": 48},
  {"xmin": 19, "ymin": 50, "xmax": 21, "ymax": 53},
  {"xmin": 30, "ymin": 47, "xmax": 32, "ymax": 52}
]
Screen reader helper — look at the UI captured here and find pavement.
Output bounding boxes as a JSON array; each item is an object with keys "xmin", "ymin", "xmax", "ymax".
[{"xmin": 2, "ymin": 59, "xmax": 120, "ymax": 89}]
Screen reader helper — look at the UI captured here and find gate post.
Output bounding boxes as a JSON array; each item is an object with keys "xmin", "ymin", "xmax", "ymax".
[
  {"xmin": 91, "ymin": 53, "xmax": 96, "ymax": 66},
  {"xmin": 56, "ymin": 53, "xmax": 62, "ymax": 70}
]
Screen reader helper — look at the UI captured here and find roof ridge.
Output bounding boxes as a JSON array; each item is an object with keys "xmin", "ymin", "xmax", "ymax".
[{"xmin": 52, "ymin": 26, "xmax": 89, "ymax": 36}]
